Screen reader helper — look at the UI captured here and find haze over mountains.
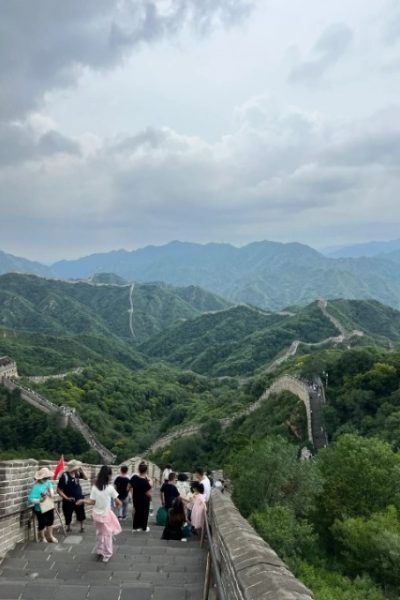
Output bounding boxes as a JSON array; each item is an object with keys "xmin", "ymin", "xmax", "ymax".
[{"xmin": 2, "ymin": 240, "xmax": 400, "ymax": 311}]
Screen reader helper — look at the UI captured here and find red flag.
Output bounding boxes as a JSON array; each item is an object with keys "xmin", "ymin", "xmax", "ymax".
[{"xmin": 53, "ymin": 455, "xmax": 65, "ymax": 480}]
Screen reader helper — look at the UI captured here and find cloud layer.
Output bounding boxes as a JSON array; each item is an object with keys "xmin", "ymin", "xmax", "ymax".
[{"xmin": 1, "ymin": 0, "xmax": 400, "ymax": 260}]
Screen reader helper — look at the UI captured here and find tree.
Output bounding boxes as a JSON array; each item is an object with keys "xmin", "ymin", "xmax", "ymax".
[
  {"xmin": 332, "ymin": 506, "xmax": 400, "ymax": 588},
  {"xmin": 316, "ymin": 434, "xmax": 400, "ymax": 528},
  {"xmin": 231, "ymin": 436, "xmax": 321, "ymax": 518}
]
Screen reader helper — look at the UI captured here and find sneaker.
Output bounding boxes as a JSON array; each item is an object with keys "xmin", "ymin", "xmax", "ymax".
[
  {"xmin": 66, "ymin": 526, "xmax": 72, "ymax": 533},
  {"xmin": 145, "ymin": 527, "xmax": 150, "ymax": 533},
  {"xmin": 39, "ymin": 537, "xmax": 48, "ymax": 543},
  {"xmin": 181, "ymin": 538, "xmax": 187, "ymax": 542},
  {"xmin": 48, "ymin": 536, "xmax": 58, "ymax": 543},
  {"xmin": 102, "ymin": 557, "xmax": 110, "ymax": 563}
]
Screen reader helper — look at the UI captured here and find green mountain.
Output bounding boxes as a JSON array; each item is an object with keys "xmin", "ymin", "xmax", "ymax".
[
  {"xmin": 140, "ymin": 299, "xmax": 400, "ymax": 376},
  {"xmin": 0, "ymin": 273, "xmax": 230, "ymax": 344}
]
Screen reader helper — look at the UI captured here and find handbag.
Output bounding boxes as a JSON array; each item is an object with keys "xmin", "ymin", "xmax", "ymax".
[
  {"xmin": 156, "ymin": 505, "xmax": 168, "ymax": 526},
  {"xmin": 40, "ymin": 496, "xmax": 55, "ymax": 513}
]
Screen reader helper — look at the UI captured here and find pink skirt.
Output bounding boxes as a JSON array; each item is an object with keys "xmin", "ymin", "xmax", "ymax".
[{"xmin": 92, "ymin": 510, "xmax": 122, "ymax": 536}]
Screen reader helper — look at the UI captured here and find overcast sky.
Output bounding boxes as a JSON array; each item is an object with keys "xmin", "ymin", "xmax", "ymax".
[{"xmin": 0, "ymin": 0, "xmax": 399, "ymax": 261}]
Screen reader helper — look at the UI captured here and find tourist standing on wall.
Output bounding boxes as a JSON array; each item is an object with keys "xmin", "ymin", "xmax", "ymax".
[
  {"xmin": 76, "ymin": 466, "xmax": 122, "ymax": 563},
  {"xmin": 194, "ymin": 467, "xmax": 211, "ymax": 502},
  {"xmin": 160, "ymin": 472, "xmax": 180, "ymax": 510},
  {"xmin": 114, "ymin": 465, "xmax": 130, "ymax": 520},
  {"xmin": 190, "ymin": 481, "xmax": 206, "ymax": 536},
  {"xmin": 57, "ymin": 459, "xmax": 88, "ymax": 533},
  {"xmin": 161, "ymin": 464, "xmax": 172, "ymax": 483},
  {"xmin": 129, "ymin": 462, "xmax": 152, "ymax": 532},
  {"xmin": 176, "ymin": 472, "xmax": 191, "ymax": 498},
  {"xmin": 28, "ymin": 467, "xmax": 58, "ymax": 543}
]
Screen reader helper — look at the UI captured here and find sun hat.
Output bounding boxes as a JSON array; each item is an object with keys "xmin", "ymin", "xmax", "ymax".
[
  {"xmin": 34, "ymin": 467, "xmax": 53, "ymax": 480},
  {"xmin": 66, "ymin": 459, "xmax": 83, "ymax": 471}
]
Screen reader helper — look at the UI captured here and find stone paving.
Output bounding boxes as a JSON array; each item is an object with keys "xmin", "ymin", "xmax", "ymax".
[{"xmin": 0, "ymin": 505, "xmax": 206, "ymax": 600}]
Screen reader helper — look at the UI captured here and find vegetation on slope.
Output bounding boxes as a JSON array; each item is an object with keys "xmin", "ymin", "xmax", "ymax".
[
  {"xmin": 25, "ymin": 362, "xmax": 257, "ymax": 462},
  {"xmin": 140, "ymin": 301, "xmax": 340, "ymax": 375},
  {"xmin": 0, "ymin": 273, "xmax": 230, "ymax": 343},
  {"xmin": 0, "ymin": 386, "xmax": 93, "ymax": 461}
]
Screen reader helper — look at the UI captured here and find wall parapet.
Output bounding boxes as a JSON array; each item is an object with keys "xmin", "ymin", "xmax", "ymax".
[{"xmin": 209, "ymin": 490, "xmax": 314, "ymax": 600}]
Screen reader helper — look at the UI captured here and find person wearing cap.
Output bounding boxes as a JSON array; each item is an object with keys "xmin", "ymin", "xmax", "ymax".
[
  {"xmin": 28, "ymin": 467, "xmax": 58, "ymax": 543},
  {"xmin": 57, "ymin": 459, "xmax": 88, "ymax": 533}
]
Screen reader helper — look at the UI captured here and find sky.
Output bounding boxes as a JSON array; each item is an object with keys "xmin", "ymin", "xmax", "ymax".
[{"xmin": 0, "ymin": 0, "xmax": 399, "ymax": 262}]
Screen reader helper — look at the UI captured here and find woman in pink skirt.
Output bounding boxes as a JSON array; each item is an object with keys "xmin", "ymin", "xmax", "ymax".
[{"xmin": 77, "ymin": 466, "xmax": 122, "ymax": 563}]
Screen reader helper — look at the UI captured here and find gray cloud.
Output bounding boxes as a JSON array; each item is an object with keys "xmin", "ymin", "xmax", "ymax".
[
  {"xmin": 2, "ymin": 100, "xmax": 399, "ymax": 260},
  {"xmin": 0, "ymin": 122, "xmax": 80, "ymax": 166},
  {"xmin": 0, "ymin": 0, "xmax": 253, "ymax": 121},
  {"xmin": 289, "ymin": 23, "xmax": 353, "ymax": 85}
]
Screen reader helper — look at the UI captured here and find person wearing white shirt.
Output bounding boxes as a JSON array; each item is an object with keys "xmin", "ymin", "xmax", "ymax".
[
  {"xmin": 194, "ymin": 467, "xmax": 211, "ymax": 502},
  {"xmin": 77, "ymin": 466, "xmax": 122, "ymax": 563},
  {"xmin": 162, "ymin": 465, "xmax": 172, "ymax": 484}
]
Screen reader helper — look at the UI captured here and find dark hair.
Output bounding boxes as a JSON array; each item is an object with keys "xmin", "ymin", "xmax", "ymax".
[
  {"xmin": 168, "ymin": 497, "xmax": 186, "ymax": 526},
  {"xmin": 168, "ymin": 472, "xmax": 176, "ymax": 482},
  {"xmin": 95, "ymin": 466, "xmax": 112, "ymax": 490},
  {"xmin": 177, "ymin": 472, "xmax": 188, "ymax": 482},
  {"xmin": 138, "ymin": 462, "xmax": 148, "ymax": 475},
  {"xmin": 195, "ymin": 467, "xmax": 204, "ymax": 476},
  {"xmin": 120, "ymin": 465, "xmax": 128, "ymax": 474},
  {"xmin": 191, "ymin": 481, "xmax": 204, "ymax": 494}
]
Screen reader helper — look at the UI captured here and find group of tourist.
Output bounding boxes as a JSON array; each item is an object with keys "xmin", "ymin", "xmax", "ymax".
[{"xmin": 28, "ymin": 459, "xmax": 220, "ymax": 563}]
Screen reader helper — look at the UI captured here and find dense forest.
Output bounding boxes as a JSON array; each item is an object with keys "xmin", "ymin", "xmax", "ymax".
[{"xmin": 151, "ymin": 347, "xmax": 400, "ymax": 600}]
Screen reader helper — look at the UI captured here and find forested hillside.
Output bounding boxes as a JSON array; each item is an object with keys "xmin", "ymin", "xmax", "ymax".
[
  {"xmin": 152, "ymin": 345, "xmax": 400, "ymax": 600},
  {"xmin": 0, "ymin": 273, "xmax": 229, "ymax": 344}
]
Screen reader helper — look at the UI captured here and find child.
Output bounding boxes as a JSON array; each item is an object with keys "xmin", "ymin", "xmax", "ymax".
[
  {"xmin": 190, "ymin": 481, "xmax": 206, "ymax": 536},
  {"xmin": 77, "ymin": 466, "xmax": 122, "ymax": 563},
  {"xmin": 114, "ymin": 465, "xmax": 130, "ymax": 520},
  {"xmin": 161, "ymin": 497, "xmax": 187, "ymax": 542}
]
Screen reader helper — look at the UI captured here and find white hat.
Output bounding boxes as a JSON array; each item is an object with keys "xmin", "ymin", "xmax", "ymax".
[
  {"xmin": 34, "ymin": 467, "xmax": 52, "ymax": 480},
  {"xmin": 66, "ymin": 459, "xmax": 82, "ymax": 471}
]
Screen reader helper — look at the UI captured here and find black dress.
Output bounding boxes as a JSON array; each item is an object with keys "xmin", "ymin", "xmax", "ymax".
[{"xmin": 129, "ymin": 475, "xmax": 151, "ymax": 530}]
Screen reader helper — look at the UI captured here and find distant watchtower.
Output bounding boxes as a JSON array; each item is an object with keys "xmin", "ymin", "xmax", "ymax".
[{"xmin": 0, "ymin": 356, "xmax": 18, "ymax": 382}]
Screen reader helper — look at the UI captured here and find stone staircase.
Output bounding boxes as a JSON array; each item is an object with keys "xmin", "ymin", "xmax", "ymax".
[{"xmin": 0, "ymin": 504, "xmax": 206, "ymax": 600}]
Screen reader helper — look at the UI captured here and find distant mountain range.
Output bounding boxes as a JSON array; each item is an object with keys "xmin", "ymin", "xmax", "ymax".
[
  {"xmin": 324, "ymin": 238, "xmax": 400, "ymax": 258},
  {"xmin": 2, "ymin": 240, "xmax": 400, "ymax": 310}
]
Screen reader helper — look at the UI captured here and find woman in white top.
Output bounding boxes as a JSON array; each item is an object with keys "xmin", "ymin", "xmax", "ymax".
[{"xmin": 77, "ymin": 466, "xmax": 122, "ymax": 563}]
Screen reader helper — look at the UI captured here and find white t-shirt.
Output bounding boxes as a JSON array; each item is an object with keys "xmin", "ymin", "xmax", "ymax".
[
  {"xmin": 162, "ymin": 468, "xmax": 172, "ymax": 482},
  {"xmin": 202, "ymin": 476, "xmax": 211, "ymax": 502},
  {"xmin": 90, "ymin": 484, "xmax": 119, "ymax": 516}
]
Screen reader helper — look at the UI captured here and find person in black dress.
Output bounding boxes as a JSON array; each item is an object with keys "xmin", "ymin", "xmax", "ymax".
[{"xmin": 128, "ymin": 462, "xmax": 152, "ymax": 532}]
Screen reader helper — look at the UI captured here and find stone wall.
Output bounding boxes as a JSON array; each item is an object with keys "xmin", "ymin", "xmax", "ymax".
[
  {"xmin": 0, "ymin": 456, "xmax": 161, "ymax": 559},
  {"xmin": 269, "ymin": 376, "xmax": 313, "ymax": 444},
  {"xmin": 208, "ymin": 490, "xmax": 314, "ymax": 600}
]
